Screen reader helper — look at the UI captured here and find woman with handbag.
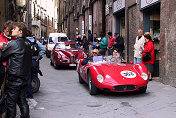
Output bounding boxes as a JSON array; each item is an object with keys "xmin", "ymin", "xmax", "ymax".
[{"xmin": 142, "ymin": 33, "xmax": 155, "ymax": 81}]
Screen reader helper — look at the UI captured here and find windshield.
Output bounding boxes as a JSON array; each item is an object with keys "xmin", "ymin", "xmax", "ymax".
[
  {"xmin": 91, "ymin": 56, "xmax": 122, "ymax": 63},
  {"xmin": 55, "ymin": 43, "xmax": 78, "ymax": 49},
  {"xmin": 58, "ymin": 37, "xmax": 68, "ymax": 42},
  {"xmin": 48, "ymin": 37, "xmax": 68, "ymax": 44}
]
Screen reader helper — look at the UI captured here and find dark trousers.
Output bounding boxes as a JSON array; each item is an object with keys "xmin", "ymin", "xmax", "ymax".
[
  {"xmin": 108, "ymin": 48, "xmax": 113, "ymax": 55},
  {"xmin": 26, "ymin": 59, "xmax": 38, "ymax": 99},
  {"xmin": 99, "ymin": 48, "xmax": 107, "ymax": 56},
  {"xmin": 6, "ymin": 75, "xmax": 29, "ymax": 118}
]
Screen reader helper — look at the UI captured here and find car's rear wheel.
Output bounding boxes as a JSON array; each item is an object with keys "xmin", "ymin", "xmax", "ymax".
[
  {"xmin": 88, "ymin": 71, "xmax": 98, "ymax": 95},
  {"xmin": 139, "ymin": 86, "xmax": 147, "ymax": 93},
  {"xmin": 78, "ymin": 73, "xmax": 84, "ymax": 84}
]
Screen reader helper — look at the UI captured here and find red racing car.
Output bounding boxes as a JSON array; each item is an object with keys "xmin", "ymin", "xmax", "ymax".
[
  {"xmin": 50, "ymin": 42, "xmax": 87, "ymax": 68},
  {"xmin": 77, "ymin": 56, "xmax": 149, "ymax": 95}
]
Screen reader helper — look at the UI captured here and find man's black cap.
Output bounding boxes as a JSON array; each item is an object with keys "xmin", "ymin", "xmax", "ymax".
[{"xmin": 114, "ymin": 32, "xmax": 120, "ymax": 36}]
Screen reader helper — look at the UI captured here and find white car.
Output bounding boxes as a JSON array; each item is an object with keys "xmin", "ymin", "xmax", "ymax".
[{"xmin": 46, "ymin": 33, "xmax": 68, "ymax": 58}]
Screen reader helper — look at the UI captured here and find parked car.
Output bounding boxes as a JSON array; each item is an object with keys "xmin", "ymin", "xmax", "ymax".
[
  {"xmin": 46, "ymin": 33, "xmax": 68, "ymax": 58},
  {"xmin": 77, "ymin": 56, "xmax": 149, "ymax": 95},
  {"xmin": 50, "ymin": 42, "xmax": 87, "ymax": 69}
]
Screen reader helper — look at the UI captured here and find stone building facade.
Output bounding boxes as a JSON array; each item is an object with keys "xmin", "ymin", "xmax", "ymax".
[{"xmin": 59, "ymin": 0, "xmax": 176, "ymax": 87}]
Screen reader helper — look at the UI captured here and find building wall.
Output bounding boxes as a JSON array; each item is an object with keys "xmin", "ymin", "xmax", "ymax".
[
  {"xmin": 0, "ymin": 0, "xmax": 5, "ymax": 30},
  {"xmin": 160, "ymin": 0, "xmax": 176, "ymax": 87}
]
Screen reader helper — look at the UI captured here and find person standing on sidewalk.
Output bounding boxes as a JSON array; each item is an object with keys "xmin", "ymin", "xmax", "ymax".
[
  {"xmin": 82, "ymin": 34, "xmax": 89, "ymax": 54},
  {"xmin": 26, "ymin": 30, "xmax": 46, "ymax": 106},
  {"xmin": 113, "ymin": 33, "xmax": 124, "ymax": 56},
  {"xmin": 134, "ymin": 29, "xmax": 145, "ymax": 64},
  {"xmin": 0, "ymin": 20, "xmax": 13, "ymax": 117},
  {"xmin": 98, "ymin": 32, "xmax": 108, "ymax": 56},
  {"xmin": 88, "ymin": 30, "xmax": 93, "ymax": 54},
  {"xmin": 1, "ymin": 22, "xmax": 32, "ymax": 118},
  {"xmin": 0, "ymin": 21, "xmax": 13, "ymax": 66},
  {"xmin": 142, "ymin": 33, "xmax": 155, "ymax": 81},
  {"xmin": 107, "ymin": 32, "xmax": 115, "ymax": 55}
]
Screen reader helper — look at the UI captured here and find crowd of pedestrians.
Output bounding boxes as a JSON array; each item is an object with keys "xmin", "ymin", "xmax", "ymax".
[
  {"xmin": 76, "ymin": 31, "xmax": 124, "ymax": 58},
  {"xmin": 0, "ymin": 21, "xmax": 45, "ymax": 118}
]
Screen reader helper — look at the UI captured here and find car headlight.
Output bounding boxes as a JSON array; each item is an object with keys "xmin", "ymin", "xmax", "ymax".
[
  {"xmin": 58, "ymin": 53, "xmax": 62, "ymax": 59},
  {"xmin": 97, "ymin": 74, "xmax": 104, "ymax": 83},
  {"xmin": 141, "ymin": 73, "xmax": 148, "ymax": 80}
]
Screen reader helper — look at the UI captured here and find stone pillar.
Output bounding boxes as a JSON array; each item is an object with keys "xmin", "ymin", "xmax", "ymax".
[
  {"xmin": 160, "ymin": 0, "xmax": 176, "ymax": 87},
  {"xmin": 69, "ymin": 12, "xmax": 74, "ymax": 40},
  {"xmin": 92, "ymin": 0, "xmax": 104, "ymax": 36},
  {"xmin": 125, "ymin": 0, "xmax": 143, "ymax": 62}
]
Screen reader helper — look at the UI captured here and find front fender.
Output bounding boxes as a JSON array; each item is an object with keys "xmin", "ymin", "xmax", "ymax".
[
  {"xmin": 88, "ymin": 65, "xmax": 104, "ymax": 88},
  {"xmin": 134, "ymin": 63, "xmax": 148, "ymax": 77}
]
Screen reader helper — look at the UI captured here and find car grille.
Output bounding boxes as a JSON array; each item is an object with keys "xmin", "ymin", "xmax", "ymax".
[
  {"xmin": 113, "ymin": 85, "xmax": 137, "ymax": 91},
  {"xmin": 60, "ymin": 60, "xmax": 70, "ymax": 63},
  {"xmin": 70, "ymin": 55, "xmax": 75, "ymax": 63}
]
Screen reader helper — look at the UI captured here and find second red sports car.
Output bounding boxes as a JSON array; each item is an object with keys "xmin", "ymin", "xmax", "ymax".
[{"xmin": 50, "ymin": 42, "xmax": 87, "ymax": 68}]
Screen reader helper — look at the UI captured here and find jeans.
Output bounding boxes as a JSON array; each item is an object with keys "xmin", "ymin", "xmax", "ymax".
[
  {"xmin": 134, "ymin": 57, "xmax": 142, "ymax": 64},
  {"xmin": 26, "ymin": 59, "xmax": 38, "ymax": 99}
]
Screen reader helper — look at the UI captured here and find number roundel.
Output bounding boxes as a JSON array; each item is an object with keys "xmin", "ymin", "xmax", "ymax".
[{"xmin": 120, "ymin": 71, "xmax": 137, "ymax": 78}]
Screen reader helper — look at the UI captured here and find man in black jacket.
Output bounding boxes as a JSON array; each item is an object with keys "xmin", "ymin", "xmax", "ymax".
[
  {"xmin": 1, "ymin": 22, "xmax": 32, "ymax": 118},
  {"xmin": 113, "ymin": 33, "xmax": 124, "ymax": 56}
]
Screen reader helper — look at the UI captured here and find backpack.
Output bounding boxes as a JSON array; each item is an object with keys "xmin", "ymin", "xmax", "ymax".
[{"xmin": 26, "ymin": 39, "xmax": 40, "ymax": 56}]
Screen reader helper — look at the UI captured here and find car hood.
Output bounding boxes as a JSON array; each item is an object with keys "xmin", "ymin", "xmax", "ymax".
[
  {"xmin": 92, "ymin": 63, "xmax": 143, "ymax": 85},
  {"xmin": 56, "ymin": 49, "xmax": 84, "ymax": 58}
]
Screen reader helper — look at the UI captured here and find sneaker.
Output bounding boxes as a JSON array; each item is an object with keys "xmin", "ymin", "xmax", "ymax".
[{"xmin": 27, "ymin": 98, "xmax": 38, "ymax": 107}]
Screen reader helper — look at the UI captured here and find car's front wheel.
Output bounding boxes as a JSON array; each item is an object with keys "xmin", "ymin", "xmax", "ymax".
[
  {"xmin": 53, "ymin": 61, "xmax": 58, "ymax": 69},
  {"xmin": 50, "ymin": 60, "xmax": 53, "ymax": 66},
  {"xmin": 139, "ymin": 86, "xmax": 147, "ymax": 93},
  {"xmin": 88, "ymin": 71, "xmax": 98, "ymax": 95}
]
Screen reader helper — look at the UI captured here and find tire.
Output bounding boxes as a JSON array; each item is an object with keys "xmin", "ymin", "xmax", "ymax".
[
  {"xmin": 139, "ymin": 86, "xmax": 147, "ymax": 93},
  {"xmin": 53, "ymin": 61, "xmax": 58, "ymax": 69},
  {"xmin": 88, "ymin": 71, "xmax": 98, "ymax": 95},
  {"xmin": 50, "ymin": 60, "xmax": 53, "ymax": 66},
  {"xmin": 78, "ymin": 73, "xmax": 84, "ymax": 84},
  {"xmin": 32, "ymin": 76, "xmax": 40, "ymax": 93}
]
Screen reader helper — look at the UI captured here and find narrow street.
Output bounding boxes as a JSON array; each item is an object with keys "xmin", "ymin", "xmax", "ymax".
[{"xmin": 29, "ymin": 56, "xmax": 176, "ymax": 118}]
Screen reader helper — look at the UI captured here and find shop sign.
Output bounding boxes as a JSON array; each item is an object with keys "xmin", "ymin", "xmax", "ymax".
[
  {"xmin": 113, "ymin": 0, "xmax": 125, "ymax": 13},
  {"xmin": 105, "ymin": 4, "xmax": 109, "ymax": 15},
  {"xmin": 140, "ymin": 0, "xmax": 160, "ymax": 9},
  {"xmin": 89, "ymin": 15, "xmax": 92, "ymax": 32}
]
